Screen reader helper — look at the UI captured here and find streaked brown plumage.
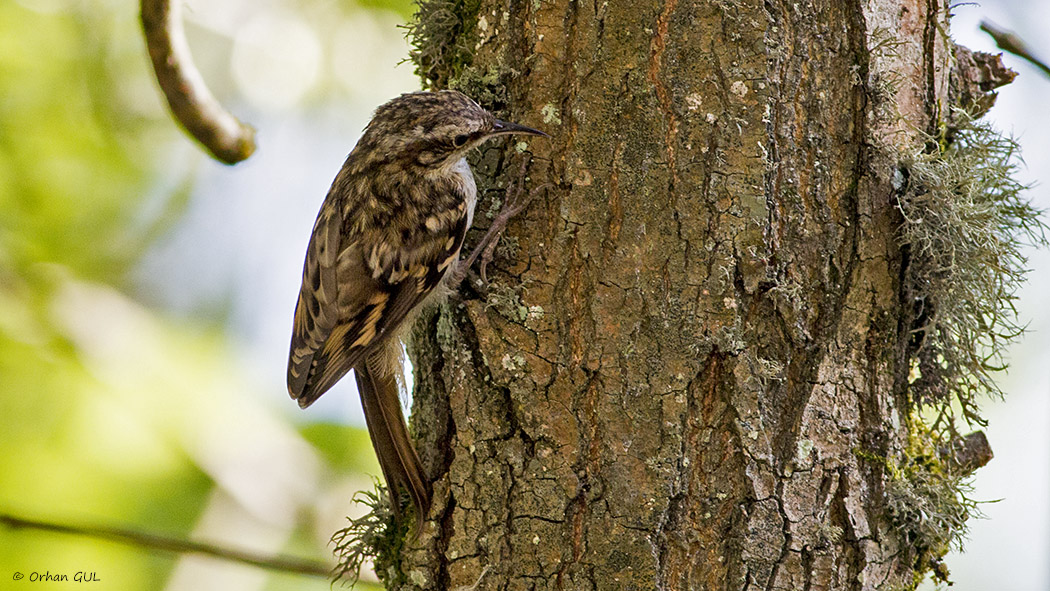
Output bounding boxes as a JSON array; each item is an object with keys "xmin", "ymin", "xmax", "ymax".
[{"xmin": 287, "ymin": 90, "xmax": 545, "ymax": 531}]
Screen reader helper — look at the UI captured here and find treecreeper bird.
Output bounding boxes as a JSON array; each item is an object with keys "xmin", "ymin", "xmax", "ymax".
[{"xmin": 287, "ymin": 90, "xmax": 546, "ymax": 531}]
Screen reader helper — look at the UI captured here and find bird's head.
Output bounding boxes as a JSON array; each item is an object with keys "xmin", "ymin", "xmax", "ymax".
[{"xmin": 359, "ymin": 90, "xmax": 547, "ymax": 170}]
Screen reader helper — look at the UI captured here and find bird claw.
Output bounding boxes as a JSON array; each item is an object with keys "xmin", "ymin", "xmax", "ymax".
[{"xmin": 452, "ymin": 161, "xmax": 549, "ymax": 290}]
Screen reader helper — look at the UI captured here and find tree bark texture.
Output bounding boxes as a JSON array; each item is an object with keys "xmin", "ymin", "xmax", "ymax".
[{"xmin": 399, "ymin": 1, "xmax": 980, "ymax": 589}]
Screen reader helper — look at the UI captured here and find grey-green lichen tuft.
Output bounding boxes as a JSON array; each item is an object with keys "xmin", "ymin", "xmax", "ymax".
[
  {"xmin": 898, "ymin": 113, "xmax": 1046, "ymax": 433},
  {"xmin": 331, "ymin": 481, "xmax": 408, "ymax": 586},
  {"xmin": 887, "ymin": 113, "xmax": 1045, "ymax": 588}
]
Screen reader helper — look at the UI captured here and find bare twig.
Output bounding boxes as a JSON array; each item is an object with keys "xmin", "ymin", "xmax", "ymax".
[
  {"xmin": 980, "ymin": 20, "xmax": 1050, "ymax": 79},
  {"xmin": 141, "ymin": 0, "xmax": 256, "ymax": 164},
  {"xmin": 0, "ymin": 512, "xmax": 331, "ymax": 578}
]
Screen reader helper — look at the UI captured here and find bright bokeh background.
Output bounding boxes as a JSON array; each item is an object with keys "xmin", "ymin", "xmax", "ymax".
[
  {"xmin": 0, "ymin": 0, "xmax": 416, "ymax": 588},
  {"xmin": 0, "ymin": 0, "xmax": 1045, "ymax": 589}
]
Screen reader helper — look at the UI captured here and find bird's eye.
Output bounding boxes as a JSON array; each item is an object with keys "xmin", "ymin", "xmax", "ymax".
[{"xmin": 453, "ymin": 134, "xmax": 470, "ymax": 147}]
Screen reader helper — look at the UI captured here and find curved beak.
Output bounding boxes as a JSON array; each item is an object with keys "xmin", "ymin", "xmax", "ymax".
[{"xmin": 490, "ymin": 119, "xmax": 549, "ymax": 138}]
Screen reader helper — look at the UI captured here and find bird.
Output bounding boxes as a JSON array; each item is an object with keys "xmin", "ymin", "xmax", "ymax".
[{"xmin": 287, "ymin": 90, "xmax": 546, "ymax": 532}]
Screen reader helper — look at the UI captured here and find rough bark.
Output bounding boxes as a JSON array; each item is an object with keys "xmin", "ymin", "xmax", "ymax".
[{"xmin": 392, "ymin": 1, "xmax": 999, "ymax": 589}]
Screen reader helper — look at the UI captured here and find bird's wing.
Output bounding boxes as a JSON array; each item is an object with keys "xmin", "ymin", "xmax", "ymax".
[
  {"xmin": 287, "ymin": 197, "xmax": 471, "ymax": 408},
  {"xmin": 287, "ymin": 199, "xmax": 352, "ymax": 403}
]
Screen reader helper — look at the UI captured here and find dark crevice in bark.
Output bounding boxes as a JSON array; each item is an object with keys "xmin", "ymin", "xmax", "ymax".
[
  {"xmin": 922, "ymin": 0, "xmax": 940, "ymax": 137},
  {"xmin": 893, "ymin": 240, "xmax": 916, "ymax": 407},
  {"xmin": 654, "ymin": 489, "xmax": 686, "ymax": 591},
  {"xmin": 437, "ymin": 495, "xmax": 457, "ymax": 591},
  {"xmin": 764, "ymin": 479, "xmax": 792, "ymax": 591},
  {"xmin": 843, "ymin": 0, "xmax": 871, "ymax": 305},
  {"xmin": 846, "ymin": 0, "xmax": 889, "ymax": 470}
]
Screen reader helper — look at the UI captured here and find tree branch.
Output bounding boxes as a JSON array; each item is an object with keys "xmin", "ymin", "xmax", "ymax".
[
  {"xmin": 980, "ymin": 20, "xmax": 1050, "ymax": 79},
  {"xmin": 141, "ymin": 0, "xmax": 256, "ymax": 164},
  {"xmin": 0, "ymin": 512, "xmax": 331, "ymax": 578}
]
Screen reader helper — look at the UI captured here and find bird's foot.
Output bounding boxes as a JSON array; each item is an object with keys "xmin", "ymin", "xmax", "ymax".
[{"xmin": 451, "ymin": 161, "xmax": 549, "ymax": 289}]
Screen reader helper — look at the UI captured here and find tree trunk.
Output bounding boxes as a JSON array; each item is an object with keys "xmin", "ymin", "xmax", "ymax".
[{"xmin": 388, "ymin": 1, "xmax": 1014, "ymax": 589}]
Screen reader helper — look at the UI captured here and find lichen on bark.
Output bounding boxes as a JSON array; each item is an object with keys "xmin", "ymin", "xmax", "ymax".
[
  {"xmin": 898, "ymin": 114, "xmax": 1045, "ymax": 429},
  {"xmin": 885, "ymin": 103, "xmax": 1044, "ymax": 588}
]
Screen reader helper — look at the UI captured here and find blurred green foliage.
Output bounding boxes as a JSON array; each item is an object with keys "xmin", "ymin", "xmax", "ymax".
[
  {"xmin": 0, "ymin": 1, "xmax": 159, "ymax": 283},
  {"xmin": 0, "ymin": 2, "xmax": 205, "ymax": 587},
  {"xmin": 0, "ymin": 1, "xmax": 395, "ymax": 589}
]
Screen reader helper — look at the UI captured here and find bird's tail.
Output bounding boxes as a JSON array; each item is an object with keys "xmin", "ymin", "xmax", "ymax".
[{"xmin": 355, "ymin": 357, "xmax": 431, "ymax": 533}]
